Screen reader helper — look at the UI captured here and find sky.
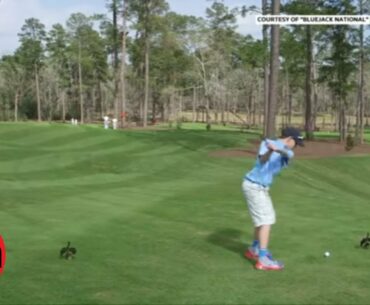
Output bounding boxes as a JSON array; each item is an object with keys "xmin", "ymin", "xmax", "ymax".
[{"xmin": 0, "ymin": 0, "xmax": 261, "ymax": 56}]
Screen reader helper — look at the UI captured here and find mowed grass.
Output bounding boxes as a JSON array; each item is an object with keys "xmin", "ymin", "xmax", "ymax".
[{"xmin": 0, "ymin": 122, "xmax": 370, "ymax": 305}]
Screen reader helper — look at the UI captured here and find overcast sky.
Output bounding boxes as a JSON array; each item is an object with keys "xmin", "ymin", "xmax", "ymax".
[{"xmin": 0, "ymin": 0, "xmax": 261, "ymax": 56}]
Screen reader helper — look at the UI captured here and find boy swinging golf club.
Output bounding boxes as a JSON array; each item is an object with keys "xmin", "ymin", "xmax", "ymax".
[{"xmin": 242, "ymin": 127, "xmax": 304, "ymax": 271}]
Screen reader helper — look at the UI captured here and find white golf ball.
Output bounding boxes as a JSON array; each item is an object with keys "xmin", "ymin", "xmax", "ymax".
[{"xmin": 324, "ymin": 251, "xmax": 330, "ymax": 257}]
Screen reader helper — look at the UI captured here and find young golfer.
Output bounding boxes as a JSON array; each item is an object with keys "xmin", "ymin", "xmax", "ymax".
[{"xmin": 242, "ymin": 127, "xmax": 304, "ymax": 271}]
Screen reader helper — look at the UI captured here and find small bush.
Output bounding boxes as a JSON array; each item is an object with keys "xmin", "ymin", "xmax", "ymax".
[
  {"xmin": 206, "ymin": 123, "xmax": 211, "ymax": 131},
  {"xmin": 345, "ymin": 134, "xmax": 355, "ymax": 151}
]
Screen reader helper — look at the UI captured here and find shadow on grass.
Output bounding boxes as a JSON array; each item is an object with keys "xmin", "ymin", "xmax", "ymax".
[{"xmin": 207, "ymin": 228, "xmax": 255, "ymax": 266}]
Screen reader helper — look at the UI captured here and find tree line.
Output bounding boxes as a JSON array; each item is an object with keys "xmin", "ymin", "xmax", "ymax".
[{"xmin": 0, "ymin": 0, "xmax": 369, "ymax": 142}]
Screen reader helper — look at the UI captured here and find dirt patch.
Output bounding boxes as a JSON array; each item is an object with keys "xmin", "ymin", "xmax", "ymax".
[{"xmin": 210, "ymin": 140, "xmax": 370, "ymax": 159}]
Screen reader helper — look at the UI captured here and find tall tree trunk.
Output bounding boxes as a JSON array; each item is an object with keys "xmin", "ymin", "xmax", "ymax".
[
  {"xmin": 160, "ymin": 103, "xmax": 165, "ymax": 122},
  {"xmin": 192, "ymin": 87, "xmax": 196, "ymax": 123},
  {"xmin": 169, "ymin": 92, "xmax": 174, "ymax": 122},
  {"xmin": 61, "ymin": 89, "xmax": 66, "ymax": 123},
  {"xmin": 99, "ymin": 81, "xmax": 104, "ymax": 119},
  {"xmin": 305, "ymin": 25, "xmax": 314, "ymax": 140},
  {"xmin": 113, "ymin": 0, "xmax": 119, "ymax": 121},
  {"xmin": 359, "ymin": 70, "xmax": 365, "ymax": 143},
  {"xmin": 247, "ymin": 87, "xmax": 252, "ymax": 125},
  {"xmin": 283, "ymin": 70, "xmax": 288, "ymax": 127},
  {"xmin": 288, "ymin": 93, "xmax": 292, "ymax": 125},
  {"xmin": 221, "ymin": 87, "xmax": 225, "ymax": 124},
  {"xmin": 196, "ymin": 53, "xmax": 211, "ymax": 126},
  {"xmin": 179, "ymin": 92, "xmax": 183, "ymax": 121},
  {"xmin": 331, "ymin": 110, "xmax": 335, "ymax": 131},
  {"xmin": 252, "ymin": 90, "xmax": 256, "ymax": 126},
  {"xmin": 312, "ymin": 60, "xmax": 318, "ymax": 131},
  {"xmin": 152, "ymin": 94, "xmax": 157, "ymax": 124},
  {"xmin": 140, "ymin": 100, "xmax": 144, "ymax": 123},
  {"xmin": 257, "ymin": 79, "xmax": 262, "ymax": 126},
  {"xmin": 47, "ymin": 87, "xmax": 52, "ymax": 122},
  {"xmin": 214, "ymin": 89, "xmax": 218, "ymax": 123},
  {"xmin": 114, "ymin": 81, "xmax": 119, "ymax": 120},
  {"xmin": 112, "ymin": 0, "xmax": 119, "ymax": 70},
  {"xmin": 120, "ymin": 0, "xmax": 128, "ymax": 127},
  {"xmin": 14, "ymin": 91, "xmax": 19, "ymax": 122},
  {"xmin": 35, "ymin": 64, "xmax": 41, "ymax": 122},
  {"xmin": 262, "ymin": 0, "xmax": 269, "ymax": 136},
  {"xmin": 226, "ymin": 91, "xmax": 230, "ymax": 124},
  {"xmin": 313, "ymin": 90, "xmax": 318, "ymax": 130},
  {"xmin": 92, "ymin": 86, "xmax": 96, "ymax": 121},
  {"xmin": 340, "ymin": 104, "xmax": 346, "ymax": 142},
  {"xmin": 143, "ymin": 37, "xmax": 149, "ymax": 127},
  {"xmin": 206, "ymin": 95, "xmax": 211, "ymax": 124},
  {"xmin": 356, "ymin": 2, "xmax": 364, "ymax": 144},
  {"xmin": 266, "ymin": 0, "xmax": 280, "ymax": 138},
  {"xmin": 365, "ymin": 96, "xmax": 369, "ymax": 127},
  {"xmin": 78, "ymin": 40, "xmax": 84, "ymax": 124},
  {"xmin": 143, "ymin": 0, "xmax": 150, "ymax": 127}
]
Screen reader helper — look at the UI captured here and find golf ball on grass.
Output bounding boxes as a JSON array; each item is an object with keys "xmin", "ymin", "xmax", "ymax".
[{"xmin": 324, "ymin": 251, "xmax": 330, "ymax": 257}]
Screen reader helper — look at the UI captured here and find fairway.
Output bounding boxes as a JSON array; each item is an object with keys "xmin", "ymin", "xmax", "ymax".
[{"xmin": 0, "ymin": 123, "xmax": 370, "ymax": 304}]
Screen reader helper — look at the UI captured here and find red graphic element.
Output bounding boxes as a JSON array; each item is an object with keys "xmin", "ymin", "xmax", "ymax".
[{"xmin": 0, "ymin": 235, "xmax": 6, "ymax": 275}]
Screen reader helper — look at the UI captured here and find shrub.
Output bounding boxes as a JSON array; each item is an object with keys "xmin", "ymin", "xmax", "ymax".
[{"xmin": 345, "ymin": 134, "xmax": 354, "ymax": 151}]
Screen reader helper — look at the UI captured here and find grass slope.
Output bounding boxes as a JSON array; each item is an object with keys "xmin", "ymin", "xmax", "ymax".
[{"xmin": 0, "ymin": 122, "xmax": 369, "ymax": 305}]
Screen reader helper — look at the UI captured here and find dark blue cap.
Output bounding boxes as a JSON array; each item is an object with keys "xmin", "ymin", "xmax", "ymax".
[{"xmin": 282, "ymin": 127, "xmax": 304, "ymax": 146}]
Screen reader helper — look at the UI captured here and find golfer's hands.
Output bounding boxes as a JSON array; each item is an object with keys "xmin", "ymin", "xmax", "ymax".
[
  {"xmin": 259, "ymin": 141, "xmax": 276, "ymax": 164},
  {"xmin": 267, "ymin": 142, "xmax": 278, "ymax": 151},
  {"xmin": 266, "ymin": 141, "xmax": 290, "ymax": 158}
]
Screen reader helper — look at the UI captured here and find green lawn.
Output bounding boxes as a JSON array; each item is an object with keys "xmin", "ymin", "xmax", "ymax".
[{"xmin": 0, "ymin": 122, "xmax": 370, "ymax": 304}]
